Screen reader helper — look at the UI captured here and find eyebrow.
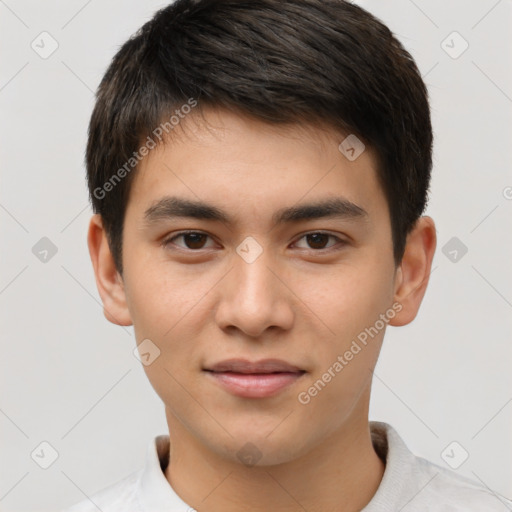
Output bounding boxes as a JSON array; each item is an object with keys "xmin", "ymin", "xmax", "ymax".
[{"xmin": 143, "ymin": 195, "xmax": 367, "ymax": 227}]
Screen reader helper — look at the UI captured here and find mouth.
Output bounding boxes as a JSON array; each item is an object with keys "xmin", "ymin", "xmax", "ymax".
[{"xmin": 203, "ymin": 358, "xmax": 306, "ymax": 399}]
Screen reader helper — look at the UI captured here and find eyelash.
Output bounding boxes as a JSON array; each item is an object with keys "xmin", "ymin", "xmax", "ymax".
[{"xmin": 161, "ymin": 230, "xmax": 347, "ymax": 253}]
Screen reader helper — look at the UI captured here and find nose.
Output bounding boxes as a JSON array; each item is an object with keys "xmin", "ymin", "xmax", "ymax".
[{"xmin": 214, "ymin": 247, "xmax": 295, "ymax": 338}]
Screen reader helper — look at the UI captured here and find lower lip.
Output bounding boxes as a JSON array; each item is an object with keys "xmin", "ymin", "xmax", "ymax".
[{"xmin": 205, "ymin": 371, "xmax": 305, "ymax": 398}]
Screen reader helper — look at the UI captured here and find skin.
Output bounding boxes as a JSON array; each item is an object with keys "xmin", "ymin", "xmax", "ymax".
[{"xmin": 88, "ymin": 107, "xmax": 436, "ymax": 512}]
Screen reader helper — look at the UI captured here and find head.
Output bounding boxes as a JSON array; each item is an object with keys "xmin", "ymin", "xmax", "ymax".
[{"xmin": 87, "ymin": 0, "xmax": 436, "ymax": 466}]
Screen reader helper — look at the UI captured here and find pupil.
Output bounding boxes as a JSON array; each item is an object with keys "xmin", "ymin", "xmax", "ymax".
[
  {"xmin": 307, "ymin": 233, "xmax": 328, "ymax": 249},
  {"xmin": 185, "ymin": 233, "xmax": 206, "ymax": 249}
]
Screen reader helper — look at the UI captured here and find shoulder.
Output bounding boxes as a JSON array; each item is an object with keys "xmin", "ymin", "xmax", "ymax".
[
  {"xmin": 367, "ymin": 422, "xmax": 512, "ymax": 511},
  {"xmin": 61, "ymin": 470, "xmax": 143, "ymax": 512},
  {"xmin": 412, "ymin": 455, "xmax": 512, "ymax": 511}
]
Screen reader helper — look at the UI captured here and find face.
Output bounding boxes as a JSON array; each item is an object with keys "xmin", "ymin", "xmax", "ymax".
[{"xmin": 91, "ymin": 107, "xmax": 432, "ymax": 466}]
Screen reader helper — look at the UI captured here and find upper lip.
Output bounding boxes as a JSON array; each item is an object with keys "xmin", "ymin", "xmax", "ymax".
[{"xmin": 204, "ymin": 358, "xmax": 305, "ymax": 374}]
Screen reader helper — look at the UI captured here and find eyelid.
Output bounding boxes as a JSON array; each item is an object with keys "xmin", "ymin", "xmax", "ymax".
[
  {"xmin": 291, "ymin": 231, "xmax": 346, "ymax": 250},
  {"xmin": 162, "ymin": 230, "xmax": 218, "ymax": 250}
]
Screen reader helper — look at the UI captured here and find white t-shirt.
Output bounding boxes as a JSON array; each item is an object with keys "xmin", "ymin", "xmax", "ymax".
[{"xmin": 62, "ymin": 421, "xmax": 512, "ymax": 511}]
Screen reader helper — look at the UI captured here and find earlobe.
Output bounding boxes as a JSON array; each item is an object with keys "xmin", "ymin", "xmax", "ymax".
[
  {"xmin": 389, "ymin": 216, "xmax": 437, "ymax": 327},
  {"xmin": 87, "ymin": 214, "xmax": 133, "ymax": 326}
]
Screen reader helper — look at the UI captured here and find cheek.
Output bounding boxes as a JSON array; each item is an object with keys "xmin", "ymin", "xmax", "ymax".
[
  {"xmin": 300, "ymin": 260, "xmax": 394, "ymax": 340},
  {"xmin": 296, "ymin": 270, "xmax": 391, "ymax": 424},
  {"xmin": 124, "ymin": 256, "xmax": 218, "ymax": 396},
  {"xmin": 123, "ymin": 250, "xmax": 207, "ymax": 339},
  {"xmin": 294, "ymin": 256, "xmax": 395, "ymax": 409}
]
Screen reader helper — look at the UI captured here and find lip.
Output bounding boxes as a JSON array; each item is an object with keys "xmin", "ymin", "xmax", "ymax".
[
  {"xmin": 203, "ymin": 358, "xmax": 306, "ymax": 398},
  {"xmin": 205, "ymin": 358, "xmax": 304, "ymax": 374}
]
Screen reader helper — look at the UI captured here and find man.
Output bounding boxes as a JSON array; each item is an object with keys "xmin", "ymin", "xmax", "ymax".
[{"xmin": 64, "ymin": 0, "xmax": 511, "ymax": 510}]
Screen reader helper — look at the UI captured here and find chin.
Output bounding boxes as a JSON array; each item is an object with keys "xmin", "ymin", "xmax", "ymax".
[{"xmin": 210, "ymin": 426, "xmax": 309, "ymax": 467}]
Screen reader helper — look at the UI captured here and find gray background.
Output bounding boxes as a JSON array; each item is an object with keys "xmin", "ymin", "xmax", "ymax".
[{"xmin": 1, "ymin": 0, "xmax": 511, "ymax": 510}]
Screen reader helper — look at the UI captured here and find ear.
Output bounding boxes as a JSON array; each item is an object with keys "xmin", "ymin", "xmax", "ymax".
[
  {"xmin": 389, "ymin": 216, "xmax": 436, "ymax": 326},
  {"xmin": 87, "ymin": 214, "xmax": 133, "ymax": 326}
]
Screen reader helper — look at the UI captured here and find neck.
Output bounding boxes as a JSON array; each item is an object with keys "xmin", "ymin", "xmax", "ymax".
[{"xmin": 164, "ymin": 400, "xmax": 385, "ymax": 511}]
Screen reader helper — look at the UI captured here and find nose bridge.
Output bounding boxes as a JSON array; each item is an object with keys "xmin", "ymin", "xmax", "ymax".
[{"xmin": 233, "ymin": 237, "xmax": 279, "ymax": 308}]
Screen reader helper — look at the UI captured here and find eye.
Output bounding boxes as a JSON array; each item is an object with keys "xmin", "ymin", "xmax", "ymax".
[
  {"xmin": 163, "ymin": 231, "xmax": 215, "ymax": 250},
  {"xmin": 293, "ymin": 232, "xmax": 344, "ymax": 251},
  {"xmin": 162, "ymin": 231, "xmax": 346, "ymax": 252}
]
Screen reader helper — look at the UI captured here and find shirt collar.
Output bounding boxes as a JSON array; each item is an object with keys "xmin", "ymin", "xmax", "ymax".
[
  {"xmin": 362, "ymin": 421, "xmax": 416, "ymax": 511},
  {"xmin": 136, "ymin": 434, "xmax": 191, "ymax": 511}
]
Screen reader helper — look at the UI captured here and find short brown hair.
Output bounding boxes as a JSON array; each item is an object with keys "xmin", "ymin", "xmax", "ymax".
[{"xmin": 86, "ymin": 0, "xmax": 433, "ymax": 274}]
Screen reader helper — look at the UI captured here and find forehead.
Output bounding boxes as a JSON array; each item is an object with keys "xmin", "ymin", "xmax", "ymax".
[{"xmin": 127, "ymin": 108, "xmax": 386, "ymax": 226}]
